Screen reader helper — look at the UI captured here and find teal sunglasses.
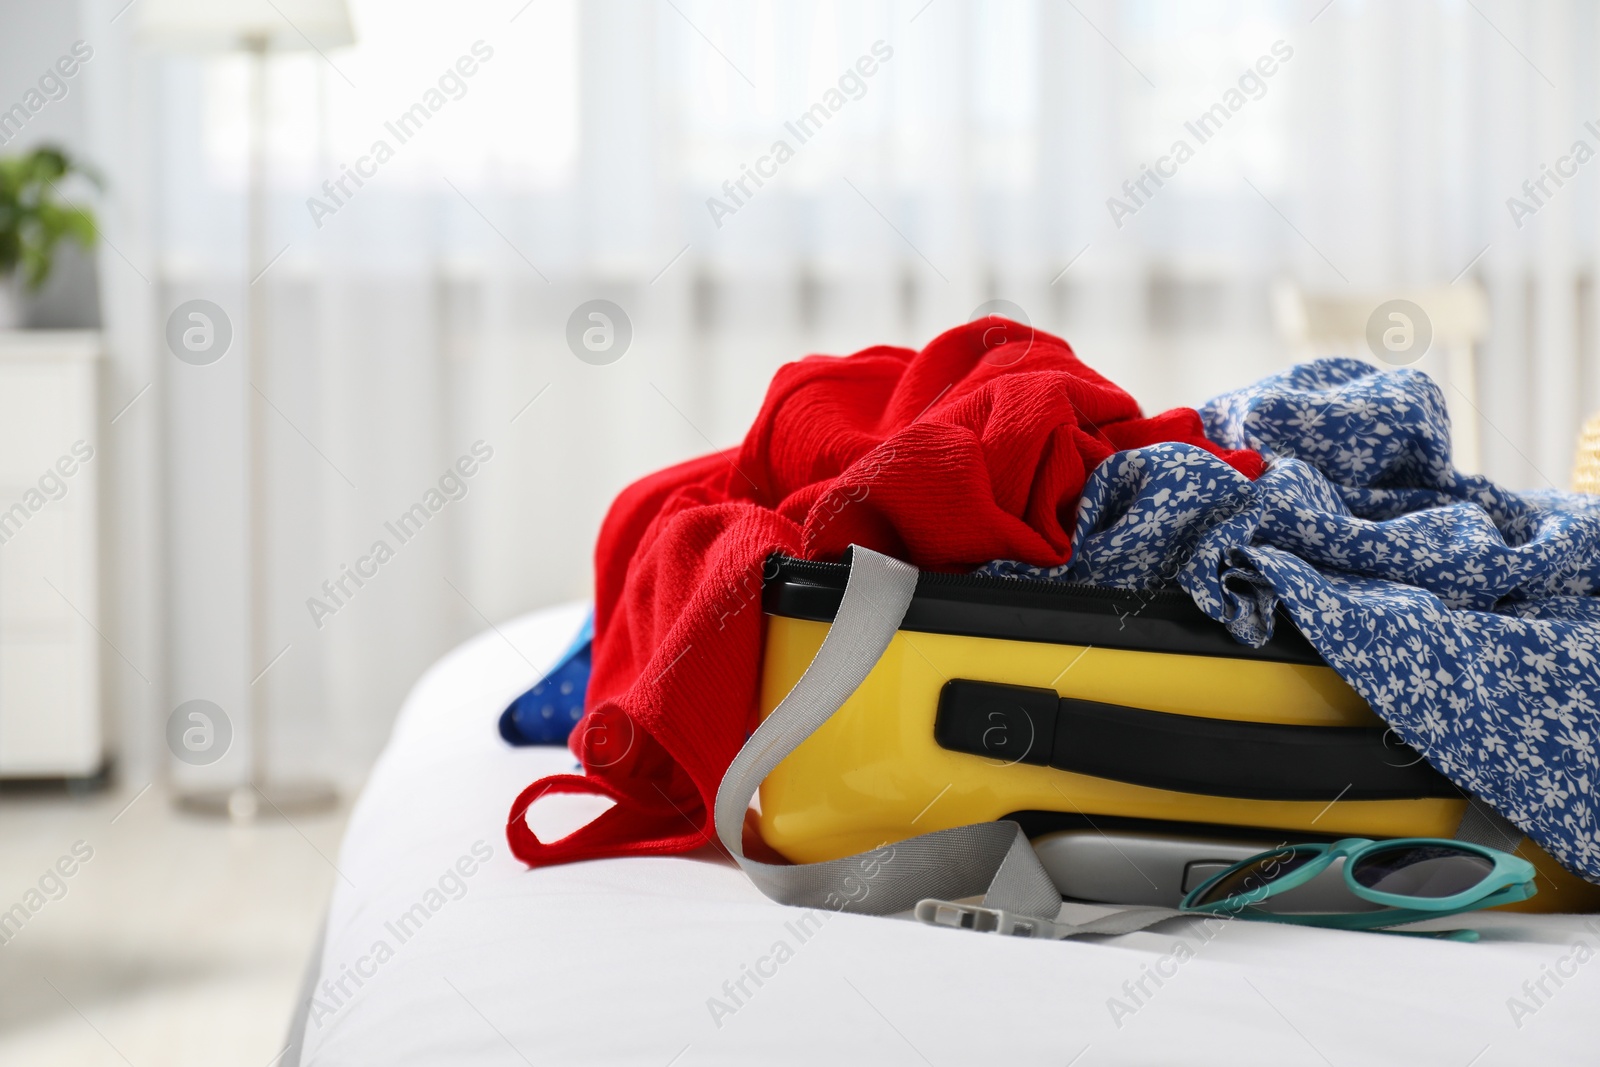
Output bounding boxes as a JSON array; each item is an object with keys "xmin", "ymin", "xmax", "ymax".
[{"xmin": 1180, "ymin": 838, "xmax": 1537, "ymax": 933}]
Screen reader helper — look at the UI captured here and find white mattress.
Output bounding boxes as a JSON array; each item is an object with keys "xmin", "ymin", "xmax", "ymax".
[{"xmin": 301, "ymin": 603, "xmax": 1598, "ymax": 1066}]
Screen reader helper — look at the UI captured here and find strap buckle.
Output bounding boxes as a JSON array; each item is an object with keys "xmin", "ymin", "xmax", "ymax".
[{"xmin": 913, "ymin": 898, "xmax": 1056, "ymax": 939}]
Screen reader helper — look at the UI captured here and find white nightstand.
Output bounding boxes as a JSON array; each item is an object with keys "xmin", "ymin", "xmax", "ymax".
[{"xmin": 0, "ymin": 331, "xmax": 102, "ymax": 779}]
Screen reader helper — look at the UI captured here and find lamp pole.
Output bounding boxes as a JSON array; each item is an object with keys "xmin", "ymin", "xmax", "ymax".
[
  {"xmin": 246, "ymin": 30, "xmax": 274, "ymax": 814},
  {"xmin": 174, "ymin": 33, "xmax": 337, "ymax": 820}
]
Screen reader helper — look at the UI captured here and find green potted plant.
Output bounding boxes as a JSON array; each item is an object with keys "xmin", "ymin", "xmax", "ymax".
[{"xmin": 0, "ymin": 146, "xmax": 98, "ymax": 330}]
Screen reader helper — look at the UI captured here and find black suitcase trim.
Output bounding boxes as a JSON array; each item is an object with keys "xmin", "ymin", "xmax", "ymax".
[{"xmin": 763, "ymin": 553, "xmax": 1325, "ymax": 666}]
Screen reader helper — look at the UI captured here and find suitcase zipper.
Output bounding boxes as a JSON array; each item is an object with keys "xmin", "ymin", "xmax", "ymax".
[{"xmin": 768, "ymin": 553, "xmax": 1194, "ymax": 605}]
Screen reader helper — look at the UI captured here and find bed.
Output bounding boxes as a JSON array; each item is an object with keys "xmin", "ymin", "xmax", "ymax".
[{"xmin": 291, "ymin": 603, "xmax": 1597, "ymax": 1066}]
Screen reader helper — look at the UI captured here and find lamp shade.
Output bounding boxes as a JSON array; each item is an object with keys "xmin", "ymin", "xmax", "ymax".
[{"xmin": 138, "ymin": 0, "xmax": 355, "ymax": 52}]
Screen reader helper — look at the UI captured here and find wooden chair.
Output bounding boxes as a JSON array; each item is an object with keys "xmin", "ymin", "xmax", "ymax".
[
  {"xmin": 1272, "ymin": 283, "xmax": 1489, "ymax": 473},
  {"xmin": 1574, "ymin": 412, "xmax": 1600, "ymax": 493}
]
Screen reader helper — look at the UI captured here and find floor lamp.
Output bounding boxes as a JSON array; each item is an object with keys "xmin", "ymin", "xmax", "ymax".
[{"xmin": 140, "ymin": 0, "xmax": 354, "ymax": 818}]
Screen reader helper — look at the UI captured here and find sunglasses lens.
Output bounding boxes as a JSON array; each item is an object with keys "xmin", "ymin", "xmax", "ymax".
[
  {"xmin": 1349, "ymin": 843, "xmax": 1495, "ymax": 899},
  {"xmin": 1190, "ymin": 847, "xmax": 1318, "ymax": 907}
]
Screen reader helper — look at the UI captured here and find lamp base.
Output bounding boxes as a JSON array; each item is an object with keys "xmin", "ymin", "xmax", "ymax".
[{"xmin": 173, "ymin": 779, "xmax": 340, "ymax": 821}]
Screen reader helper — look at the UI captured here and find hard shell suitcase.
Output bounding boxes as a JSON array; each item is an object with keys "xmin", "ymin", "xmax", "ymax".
[{"xmin": 755, "ymin": 555, "xmax": 1600, "ymax": 913}]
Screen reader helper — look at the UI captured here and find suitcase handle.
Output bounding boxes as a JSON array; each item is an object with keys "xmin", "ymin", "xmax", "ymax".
[{"xmin": 934, "ymin": 679, "xmax": 1459, "ymax": 801}]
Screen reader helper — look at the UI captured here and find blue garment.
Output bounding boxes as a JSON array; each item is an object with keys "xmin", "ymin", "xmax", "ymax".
[
  {"xmin": 982, "ymin": 359, "xmax": 1600, "ymax": 884},
  {"xmin": 499, "ymin": 612, "xmax": 593, "ymax": 745}
]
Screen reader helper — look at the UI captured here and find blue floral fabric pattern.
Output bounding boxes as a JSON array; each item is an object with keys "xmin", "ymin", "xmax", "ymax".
[{"xmin": 981, "ymin": 359, "xmax": 1600, "ymax": 884}]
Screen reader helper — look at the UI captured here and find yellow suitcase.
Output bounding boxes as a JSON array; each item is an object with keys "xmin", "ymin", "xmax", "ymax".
[{"xmin": 755, "ymin": 555, "xmax": 1600, "ymax": 913}]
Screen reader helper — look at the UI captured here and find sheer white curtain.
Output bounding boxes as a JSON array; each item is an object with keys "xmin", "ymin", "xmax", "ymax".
[{"xmin": 86, "ymin": 0, "xmax": 1600, "ymax": 782}]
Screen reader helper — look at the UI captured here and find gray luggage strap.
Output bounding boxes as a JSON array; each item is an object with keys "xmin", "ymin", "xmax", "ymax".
[
  {"xmin": 712, "ymin": 544, "xmax": 1183, "ymax": 940},
  {"xmin": 1456, "ymin": 795, "xmax": 1525, "ymax": 853}
]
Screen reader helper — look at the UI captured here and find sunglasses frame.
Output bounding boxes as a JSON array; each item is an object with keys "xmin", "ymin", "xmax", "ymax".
[{"xmin": 1179, "ymin": 837, "xmax": 1537, "ymax": 931}]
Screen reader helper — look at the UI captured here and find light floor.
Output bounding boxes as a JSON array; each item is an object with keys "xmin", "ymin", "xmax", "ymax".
[{"xmin": 0, "ymin": 781, "xmax": 347, "ymax": 1066}]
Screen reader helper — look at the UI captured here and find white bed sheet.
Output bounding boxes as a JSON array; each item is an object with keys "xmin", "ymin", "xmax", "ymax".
[{"xmin": 301, "ymin": 603, "xmax": 1597, "ymax": 1066}]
